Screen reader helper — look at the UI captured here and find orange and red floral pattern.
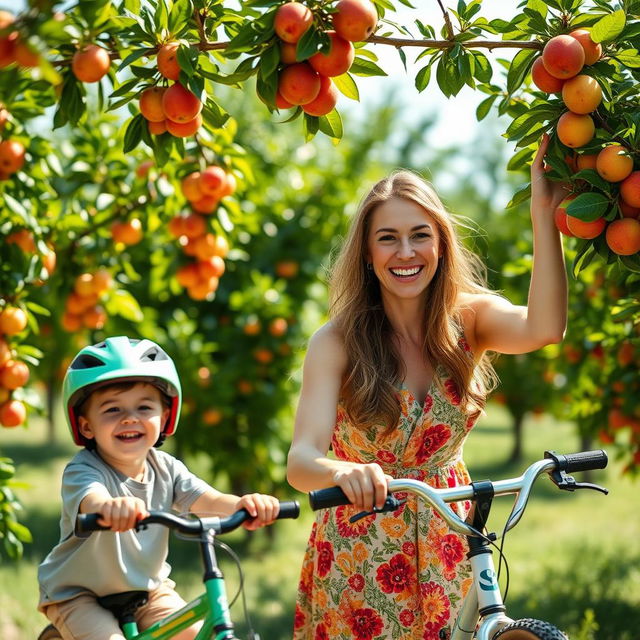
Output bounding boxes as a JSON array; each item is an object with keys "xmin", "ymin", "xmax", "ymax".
[{"xmin": 293, "ymin": 355, "xmax": 482, "ymax": 639}]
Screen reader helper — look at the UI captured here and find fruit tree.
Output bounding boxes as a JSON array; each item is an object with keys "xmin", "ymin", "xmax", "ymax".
[{"xmin": 2, "ymin": 0, "xmax": 640, "ymax": 558}]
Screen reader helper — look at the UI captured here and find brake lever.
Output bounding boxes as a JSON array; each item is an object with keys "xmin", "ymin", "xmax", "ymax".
[
  {"xmin": 349, "ymin": 496, "xmax": 406, "ymax": 523},
  {"xmin": 550, "ymin": 469, "xmax": 609, "ymax": 495}
]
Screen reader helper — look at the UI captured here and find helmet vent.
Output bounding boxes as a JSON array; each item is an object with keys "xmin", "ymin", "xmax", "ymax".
[
  {"xmin": 70, "ymin": 354, "xmax": 106, "ymax": 369},
  {"xmin": 141, "ymin": 347, "xmax": 167, "ymax": 362}
]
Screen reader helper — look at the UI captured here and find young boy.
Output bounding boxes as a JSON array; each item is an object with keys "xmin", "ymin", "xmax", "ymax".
[{"xmin": 38, "ymin": 336, "xmax": 280, "ymax": 640}]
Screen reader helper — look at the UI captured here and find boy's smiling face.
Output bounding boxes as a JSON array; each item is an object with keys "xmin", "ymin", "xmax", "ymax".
[{"xmin": 78, "ymin": 382, "xmax": 169, "ymax": 478}]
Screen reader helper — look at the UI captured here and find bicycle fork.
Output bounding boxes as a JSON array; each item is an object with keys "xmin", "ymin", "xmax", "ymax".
[{"xmin": 450, "ymin": 482, "xmax": 513, "ymax": 640}]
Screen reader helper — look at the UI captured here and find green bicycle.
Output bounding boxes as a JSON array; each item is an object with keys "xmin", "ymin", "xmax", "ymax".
[{"xmin": 38, "ymin": 500, "xmax": 300, "ymax": 640}]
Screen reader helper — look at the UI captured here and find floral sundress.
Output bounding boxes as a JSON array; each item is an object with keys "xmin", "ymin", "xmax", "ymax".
[{"xmin": 293, "ymin": 342, "xmax": 482, "ymax": 640}]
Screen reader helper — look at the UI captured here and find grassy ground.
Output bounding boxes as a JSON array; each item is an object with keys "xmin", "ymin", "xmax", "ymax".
[{"xmin": 1, "ymin": 406, "xmax": 638, "ymax": 639}]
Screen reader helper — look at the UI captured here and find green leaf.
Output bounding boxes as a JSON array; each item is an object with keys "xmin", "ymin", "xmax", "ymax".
[
  {"xmin": 472, "ymin": 51, "xmax": 493, "ymax": 83},
  {"xmin": 506, "ymin": 183, "xmax": 532, "ymax": 208},
  {"xmin": 591, "ymin": 9, "xmax": 626, "ymax": 43},
  {"xmin": 123, "ymin": 114, "xmax": 145, "ymax": 153},
  {"xmin": 507, "ymin": 48, "xmax": 537, "ymax": 95},
  {"xmin": 154, "ymin": 0, "xmax": 169, "ymax": 31},
  {"xmin": 318, "ymin": 109, "xmax": 343, "ymax": 140},
  {"xmin": 169, "ymin": 0, "xmax": 193, "ymax": 34},
  {"xmin": 415, "ymin": 65, "xmax": 432, "ymax": 92},
  {"xmin": 333, "ymin": 73, "xmax": 359, "ymax": 101},
  {"xmin": 614, "ymin": 49, "xmax": 640, "ymax": 69},
  {"xmin": 117, "ymin": 47, "xmax": 151, "ymax": 72},
  {"xmin": 296, "ymin": 27, "xmax": 324, "ymax": 61},
  {"xmin": 566, "ymin": 191, "xmax": 610, "ymax": 221},
  {"xmin": 507, "ymin": 147, "xmax": 534, "ymax": 171},
  {"xmin": 476, "ymin": 94, "xmax": 497, "ymax": 121},
  {"xmin": 619, "ymin": 253, "xmax": 640, "ymax": 273},
  {"xmin": 105, "ymin": 289, "xmax": 144, "ymax": 322},
  {"xmin": 349, "ymin": 58, "xmax": 387, "ymax": 77},
  {"xmin": 572, "ymin": 240, "xmax": 597, "ymax": 277},
  {"xmin": 259, "ymin": 43, "xmax": 280, "ymax": 81}
]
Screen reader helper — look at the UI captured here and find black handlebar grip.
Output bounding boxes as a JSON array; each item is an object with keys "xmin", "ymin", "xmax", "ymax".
[
  {"xmin": 76, "ymin": 513, "xmax": 110, "ymax": 535},
  {"xmin": 546, "ymin": 449, "xmax": 608, "ymax": 473},
  {"xmin": 277, "ymin": 500, "xmax": 301, "ymax": 520},
  {"xmin": 308, "ymin": 486, "xmax": 352, "ymax": 510},
  {"xmin": 563, "ymin": 449, "xmax": 608, "ymax": 472}
]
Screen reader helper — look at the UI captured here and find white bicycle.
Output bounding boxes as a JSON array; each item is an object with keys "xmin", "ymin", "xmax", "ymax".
[{"xmin": 309, "ymin": 449, "xmax": 609, "ymax": 640}]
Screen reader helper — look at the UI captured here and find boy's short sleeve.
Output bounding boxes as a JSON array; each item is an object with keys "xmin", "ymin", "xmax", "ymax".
[{"xmin": 60, "ymin": 459, "xmax": 109, "ymax": 540}]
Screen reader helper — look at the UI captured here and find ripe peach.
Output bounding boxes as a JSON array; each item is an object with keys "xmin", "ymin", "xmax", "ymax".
[
  {"xmin": 561, "ymin": 74, "xmax": 602, "ymax": 114},
  {"xmin": 0, "ymin": 10, "xmax": 14, "ymax": 28},
  {"xmin": 191, "ymin": 194, "xmax": 220, "ymax": 215},
  {"xmin": 566, "ymin": 214, "xmax": 606, "ymax": 239},
  {"xmin": 254, "ymin": 348, "xmax": 274, "ymax": 364},
  {"xmin": 182, "ymin": 172, "xmax": 204, "ymax": 201},
  {"xmin": 275, "ymin": 90, "xmax": 294, "ymax": 110},
  {"xmin": 166, "ymin": 113, "xmax": 202, "ymax": 137},
  {"xmin": 0, "ymin": 306, "xmax": 27, "ymax": 335},
  {"xmin": 14, "ymin": 39, "xmax": 40, "ymax": 67},
  {"xmin": 111, "ymin": 218, "xmax": 143, "ymax": 245},
  {"xmin": 198, "ymin": 166, "xmax": 227, "ymax": 198},
  {"xmin": 576, "ymin": 153, "xmax": 598, "ymax": 171},
  {"xmin": 193, "ymin": 233, "xmax": 219, "ymax": 260},
  {"xmin": 569, "ymin": 29, "xmax": 602, "ymax": 66},
  {"xmin": 332, "ymin": 0, "xmax": 378, "ymax": 42},
  {"xmin": 162, "ymin": 83, "xmax": 202, "ymax": 123},
  {"xmin": 202, "ymin": 408, "xmax": 223, "ymax": 426},
  {"xmin": 0, "ymin": 106, "xmax": 8, "ymax": 130},
  {"xmin": 72, "ymin": 44, "xmax": 111, "ymax": 83},
  {"xmin": 269, "ymin": 317, "xmax": 288, "ymax": 337},
  {"xmin": 0, "ymin": 399, "xmax": 26, "ymax": 427},
  {"xmin": 221, "ymin": 173, "xmax": 237, "ymax": 198},
  {"xmin": 83, "ymin": 306, "xmax": 107, "ymax": 330},
  {"xmin": 0, "ymin": 31, "xmax": 17, "ymax": 69},
  {"xmin": 179, "ymin": 213, "xmax": 205, "ymax": 239},
  {"xmin": 148, "ymin": 120, "xmax": 167, "ymax": 135},
  {"xmin": 74, "ymin": 273, "xmax": 95, "ymax": 297},
  {"xmin": 198, "ymin": 255, "xmax": 225, "ymax": 279},
  {"xmin": 7, "ymin": 229, "xmax": 36, "ymax": 253},
  {"xmin": 0, "ymin": 359, "xmax": 30, "ymax": 389},
  {"xmin": 42, "ymin": 247, "xmax": 57, "ymax": 275},
  {"xmin": 0, "ymin": 139, "xmax": 25, "ymax": 174},
  {"xmin": 280, "ymin": 42, "xmax": 298, "ymax": 65},
  {"xmin": 278, "ymin": 62, "xmax": 321, "ymax": 105},
  {"xmin": 620, "ymin": 171, "xmax": 640, "ymax": 208},
  {"xmin": 596, "ymin": 145, "xmax": 633, "ymax": 182},
  {"xmin": 617, "ymin": 341, "xmax": 635, "ymax": 367},
  {"xmin": 619, "ymin": 198, "xmax": 640, "ymax": 219},
  {"xmin": 274, "ymin": 2, "xmax": 313, "ymax": 44},
  {"xmin": 139, "ymin": 87, "xmax": 166, "ymax": 122},
  {"xmin": 213, "ymin": 235, "xmax": 229, "ymax": 258},
  {"xmin": 556, "ymin": 111, "xmax": 594, "ymax": 148},
  {"xmin": 606, "ymin": 218, "xmax": 640, "ymax": 255},
  {"xmin": 92, "ymin": 268, "xmax": 113, "ymax": 293},
  {"xmin": 531, "ymin": 57, "xmax": 564, "ymax": 93},
  {"xmin": 275, "ymin": 260, "xmax": 299, "ymax": 278},
  {"xmin": 302, "ymin": 75, "xmax": 339, "ymax": 116},
  {"xmin": 176, "ymin": 263, "xmax": 200, "ymax": 288},
  {"xmin": 0, "ymin": 338, "xmax": 10, "ymax": 367},
  {"xmin": 157, "ymin": 41, "xmax": 181, "ymax": 80},
  {"xmin": 554, "ymin": 195, "xmax": 576, "ymax": 237},
  {"xmin": 243, "ymin": 319, "xmax": 261, "ymax": 336},
  {"xmin": 542, "ymin": 34, "xmax": 585, "ymax": 79},
  {"xmin": 309, "ymin": 31, "xmax": 354, "ymax": 77}
]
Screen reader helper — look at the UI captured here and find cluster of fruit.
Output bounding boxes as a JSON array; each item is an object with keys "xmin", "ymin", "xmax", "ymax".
[
  {"xmin": 274, "ymin": 0, "xmax": 377, "ymax": 116},
  {"xmin": 531, "ymin": 31, "xmax": 640, "ymax": 256},
  {"xmin": 0, "ymin": 307, "xmax": 29, "ymax": 427},
  {"xmin": 138, "ymin": 44, "xmax": 203, "ymax": 138},
  {"xmin": 61, "ymin": 270, "xmax": 114, "ymax": 333},
  {"xmin": 0, "ymin": 10, "xmax": 40, "ymax": 69},
  {"xmin": 169, "ymin": 166, "xmax": 234, "ymax": 300},
  {"xmin": 0, "ymin": 104, "xmax": 25, "ymax": 181}
]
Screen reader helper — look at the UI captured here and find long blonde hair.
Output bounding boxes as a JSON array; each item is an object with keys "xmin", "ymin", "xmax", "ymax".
[{"xmin": 329, "ymin": 169, "xmax": 497, "ymax": 431}]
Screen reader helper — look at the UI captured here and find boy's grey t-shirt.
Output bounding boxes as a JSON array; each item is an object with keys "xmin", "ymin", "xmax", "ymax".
[{"xmin": 38, "ymin": 447, "xmax": 209, "ymax": 609}]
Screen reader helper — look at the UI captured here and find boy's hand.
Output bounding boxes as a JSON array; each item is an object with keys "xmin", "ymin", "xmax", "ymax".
[
  {"xmin": 97, "ymin": 496, "xmax": 149, "ymax": 532},
  {"xmin": 235, "ymin": 493, "xmax": 280, "ymax": 530}
]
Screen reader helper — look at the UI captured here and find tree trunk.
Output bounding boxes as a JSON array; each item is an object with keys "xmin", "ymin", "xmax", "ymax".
[
  {"xmin": 508, "ymin": 412, "xmax": 525, "ymax": 463},
  {"xmin": 47, "ymin": 379, "xmax": 56, "ymax": 443}
]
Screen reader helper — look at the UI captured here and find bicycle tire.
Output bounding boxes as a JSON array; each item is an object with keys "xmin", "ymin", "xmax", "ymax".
[
  {"xmin": 493, "ymin": 618, "xmax": 568, "ymax": 640},
  {"xmin": 37, "ymin": 624, "xmax": 63, "ymax": 640}
]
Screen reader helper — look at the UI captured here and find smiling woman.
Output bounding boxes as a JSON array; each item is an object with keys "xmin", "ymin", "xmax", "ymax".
[{"xmin": 286, "ymin": 151, "xmax": 569, "ymax": 639}]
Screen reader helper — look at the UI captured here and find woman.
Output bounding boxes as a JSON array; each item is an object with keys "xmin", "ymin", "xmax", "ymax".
[{"xmin": 287, "ymin": 135, "xmax": 568, "ymax": 639}]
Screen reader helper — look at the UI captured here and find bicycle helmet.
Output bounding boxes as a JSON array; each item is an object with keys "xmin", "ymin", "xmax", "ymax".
[{"xmin": 63, "ymin": 336, "xmax": 182, "ymax": 446}]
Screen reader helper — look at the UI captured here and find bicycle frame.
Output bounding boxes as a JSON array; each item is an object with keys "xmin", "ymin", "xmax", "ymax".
[{"xmin": 116, "ymin": 529, "xmax": 238, "ymax": 640}]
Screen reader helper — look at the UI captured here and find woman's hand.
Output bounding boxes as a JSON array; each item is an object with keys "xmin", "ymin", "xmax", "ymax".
[
  {"xmin": 332, "ymin": 462, "xmax": 393, "ymax": 511},
  {"xmin": 236, "ymin": 493, "xmax": 280, "ymax": 531},
  {"xmin": 531, "ymin": 133, "xmax": 572, "ymax": 217}
]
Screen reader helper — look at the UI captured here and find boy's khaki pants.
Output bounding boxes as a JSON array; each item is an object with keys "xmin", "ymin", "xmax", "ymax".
[{"xmin": 42, "ymin": 580, "xmax": 197, "ymax": 640}]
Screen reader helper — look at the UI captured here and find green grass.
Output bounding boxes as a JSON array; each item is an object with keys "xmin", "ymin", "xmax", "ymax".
[{"xmin": 1, "ymin": 406, "xmax": 638, "ymax": 639}]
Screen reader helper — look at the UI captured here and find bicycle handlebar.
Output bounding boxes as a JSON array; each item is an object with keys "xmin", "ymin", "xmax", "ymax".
[
  {"xmin": 77, "ymin": 500, "xmax": 300, "ymax": 537},
  {"xmin": 309, "ymin": 450, "xmax": 608, "ymax": 538}
]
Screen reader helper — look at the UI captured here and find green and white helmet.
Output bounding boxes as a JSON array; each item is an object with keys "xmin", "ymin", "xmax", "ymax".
[{"xmin": 63, "ymin": 336, "xmax": 182, "ymax": 446}]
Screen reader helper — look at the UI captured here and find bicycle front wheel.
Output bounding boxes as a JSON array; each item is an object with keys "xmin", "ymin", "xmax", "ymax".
[
  {"xmin": 493, "ymin": 618, "xmax": 568, "ymax": 640},
  {"xmin": 37, "ymin": 624, "xmax": 63, "ymax": 640}
]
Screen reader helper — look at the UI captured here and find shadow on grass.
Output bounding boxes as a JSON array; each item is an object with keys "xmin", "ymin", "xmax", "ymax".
[
  {"xmin": 506, "ymin": 544, "xmax": 640, "ymax": 639},
  {"xmin": 20, "ymin": 506, "xmax": 63, "ymax": 562},
  {"xmin": 3, "ymin": 439, "xmax": 73, "ymax": 468}
]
